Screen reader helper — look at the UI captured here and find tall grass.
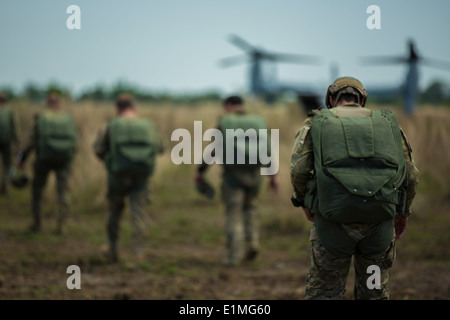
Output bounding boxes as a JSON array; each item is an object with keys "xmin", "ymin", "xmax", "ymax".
[
  {"xmin": 10, "ymin": 99, "xmax": 450, "ymax": 216},
  {"xmin": 395, "ymin": 106, "xmax": 450, "ymax": 198}
]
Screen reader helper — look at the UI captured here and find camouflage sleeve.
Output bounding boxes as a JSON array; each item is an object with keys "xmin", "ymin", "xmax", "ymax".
[
  {"xmin": 93, "ymin": 123, "xmax": 110, "ymax": 161},
  {"xmin": 399, "ymin": 128, "xmax": 419, "ymax": 218},
  {"xmin": 21, "ymin": 114, "xmax": 39, "ymax": 163},
  {"xmin": 290, "ymin": 117, "xmax": 314, "ymax": 205}
]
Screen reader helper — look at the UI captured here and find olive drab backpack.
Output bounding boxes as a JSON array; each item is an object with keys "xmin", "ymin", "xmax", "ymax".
[
  {"xmin": 0, "ymin": 107, "xmax": 12, "ymax": 145},
  {"xmin": 306, "ymin": 108, "xmax": 407, "ymax": 224},
  {"xmin": 37, "ymin": 111, "xmax": 77, "ymax": 165},
  {"xmin": 107, "ymin": 117, "xmax": 159, "ymax": 175},
  {"xmin": 219, "ymin": 113, "xmax": 270, "ymax": 169}
]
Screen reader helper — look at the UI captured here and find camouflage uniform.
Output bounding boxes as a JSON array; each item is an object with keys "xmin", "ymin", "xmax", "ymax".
[
  {"xmin": 21, "ymin": 111, "xmax": 76, "ymax": 233},
  {"xmin": 0, "ymin": 106, "xmax": 19, "ymax": 195},
  {"xmin": 290, "ymin": 105, "xmax": 419, "ymax": 299},
  {"xmin": 221, "ymin": 168, "xmax": 261, "ymax": 265},
  {"xmin": 93, "ymin": 119, "xmax": 165, "ymax": 261},
  {"xmin": 198, "ymin": 110, "xmax": 263, "ymax": 266}
]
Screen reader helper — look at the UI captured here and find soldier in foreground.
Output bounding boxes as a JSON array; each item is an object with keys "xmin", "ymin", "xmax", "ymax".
[
  {"xmin": 290, "ymin": 77, "xmax": 419, "ymax": 299},
  {"xmin": 0, "ymin": 91, "xmax": 20, "ymax": 196},
  {"xmin": 94, "ymin": 94, "xmax": 164, "ymax": 262},
  {"xmin": 19, "ymin": 92, "xmax": 78, "ymax": 234},
  {"xmin": 195, "ymin": 95, "xmax": 279, "ymax": 266}
]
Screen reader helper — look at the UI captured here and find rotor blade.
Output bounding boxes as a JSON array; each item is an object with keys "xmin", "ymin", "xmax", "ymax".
[
  {"xmin": 228, "ymin": 34, "xmax": 254, "ymax": 53},
  {"xmin": 218, "ymin": 54, "xmax": 248, "ymax": 67},
  {"xmin": 408, "ymin": 39, "xmax": 420, "ymax": 60},
  {"xmin": 269, "ymin": 53, "xmax": 323, "ymax": 65},
  {"xmin": 421, "ymin": 57, "xmax": 450, "ymax": 71},
  {"xmin": 359, "ymin": 56, "xmax": 408, "ymax": 65}
]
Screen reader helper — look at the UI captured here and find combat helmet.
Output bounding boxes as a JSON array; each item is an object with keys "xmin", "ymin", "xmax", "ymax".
[
  {"xmin": 10, "ymin": 173, "xmax": 29, "ymax": 189},
  {"xmin": 9, "ymin": 163, "xmax": 29, "ymax": 189},
  {"xmin": 0, "ymin": 91, "xmax": 9, "ymax": 103},
  {"xmin": 325, "ymin": 76, "xmax": 368, "ymax": 108}
]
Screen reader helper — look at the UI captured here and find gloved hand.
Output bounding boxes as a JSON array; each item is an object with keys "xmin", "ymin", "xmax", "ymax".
[
  {"xmin": 195, "ymin": 173, "xmax": 215, "ymax": 199},
  {"xmin": 394, "ymin": 217, "xmax": 408, "ymax": 240},
  {"xmin": 269, "ymin": 174, "xmax": 279, "ymax": 194}
]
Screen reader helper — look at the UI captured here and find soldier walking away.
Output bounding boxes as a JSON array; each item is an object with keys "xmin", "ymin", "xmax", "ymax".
[
  {"xmin": 19, "ymin": 92, "xmax": 78, "ymax": 234},
  {"xmin": 290, "ymin": 77, "xmax": 419, "ymax": 299},
  {"xmin": 0, "ymin": 91, "xmax": 20, "ymax": 196},
  {"xmin": 93, "ymin": 93, "xmax": 165, "ymax": 263},
  {"xmin": 195, "ymin": 95, "xmax": 279, "ymax": 267}
]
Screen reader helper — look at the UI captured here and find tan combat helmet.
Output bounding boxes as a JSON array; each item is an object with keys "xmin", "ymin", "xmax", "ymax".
[
  {"xmin": 116, "ymin": 93, "xmax": 135, "ymax": 109},
  {"xmin": 45, "ymin": 92, "xmax": 62, "ymax": 110},
  {"xmin": 325, "ymin": 76, "xmax": 368, "ymax": 108},
  {"xmin": 0, "ymin": 91, "xmax": 9, "ymax": 103}
]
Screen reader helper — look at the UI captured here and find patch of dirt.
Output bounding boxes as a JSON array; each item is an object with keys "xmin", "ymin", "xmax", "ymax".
[{"xmin": 0, "ymin": 198, "xmax": 448, "ymax": 300}]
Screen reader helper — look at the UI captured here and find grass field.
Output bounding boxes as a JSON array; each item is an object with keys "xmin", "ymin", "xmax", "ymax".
[{"xmin": 0, "ymin": 99, "xmax": 449, "ymax": 300}]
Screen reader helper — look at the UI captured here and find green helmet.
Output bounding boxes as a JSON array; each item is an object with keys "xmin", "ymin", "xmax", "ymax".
[
  {"xmin": 10, "ymin": 174, "xmax": 29, "ymax": 189},
  {"xmin": 0, "ymin": 91, "xmax": 8, "ymax": 102},
  {"xmin": 325, "ymin": 76, "xmax": 367, "ymax": 108}
]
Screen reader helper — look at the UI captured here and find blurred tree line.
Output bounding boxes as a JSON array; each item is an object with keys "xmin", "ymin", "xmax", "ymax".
[
  {"xmin": 419, "ymin": 80, "xmax": 450, "ymax": 105},
  {"xmin": 0, "ymin": 81, "xmax": 223, "ymax": 104},
  {"xmin": 1, "ymin": 79, "xmax": 450, "ymax": 106},
  {"xmin": 369, "ymin": 80, "xmax": 450, "ymax": 106}
]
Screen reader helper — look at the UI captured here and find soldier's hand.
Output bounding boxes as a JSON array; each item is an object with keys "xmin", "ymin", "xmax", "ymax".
[
  {"xmin": 14, "ymin": 144, "xmax": 22, "ymax": 155},
  {"xmin": 194, "ymin": 172, "xmax": 204, "ymax": 186},
  {"xmin": 17, "ymin": 160, "xmax": 24, "ymax": 169},
  {"xmin": 303, "ymin": 207, "xmax": 314, "ymax": 222},
  {"xmin": 269, "ymin": 174, "xmax": 279, "ymax": 194},
  {"xmin": 394, "ymin": 217, "xmax": 408, "ymax": 240}
]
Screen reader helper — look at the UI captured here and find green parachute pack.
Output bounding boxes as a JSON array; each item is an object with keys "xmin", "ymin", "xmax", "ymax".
[
  {"xmin": 0, "ymin": 107, "xmax": 12, "ymax": 145},
  {"xmin": 306, "ymin": 108, "xmax": 407, "ymax": 224},
  {"xmin": 107, "ymin": 117, "xmax": 160, "ymax": 175},
  {"xmin": 37, "ymin": 111, "xmax": 77, "ymax": 165},
  {"xmin": 219, "ymin": 113, "xmax": 270, "ymax": 170}
]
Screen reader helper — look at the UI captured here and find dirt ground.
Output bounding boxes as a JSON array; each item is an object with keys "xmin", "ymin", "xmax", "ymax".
[{"xmin": 0, "ymin": 188, "xmax": 448, "ymax": 301}]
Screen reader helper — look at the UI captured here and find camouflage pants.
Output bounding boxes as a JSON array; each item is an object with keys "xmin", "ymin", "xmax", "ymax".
[
  {"xmin": 306, "ymin": 224, "xmax": 396, "ymax": 300},
  {"xmin": 0, "ymin": 144, "xmax": 11, "ymax": 193},
  {"xmin": 221, "ymin": 170, "xmax": 261, "ymax": 265},
  {"xmin": 107, "ymin": 173, "xmax": 150, "ymax": 255},
  {"xmin": 32, "ymin": 160, "xmax": 71, "ymax": 228}
]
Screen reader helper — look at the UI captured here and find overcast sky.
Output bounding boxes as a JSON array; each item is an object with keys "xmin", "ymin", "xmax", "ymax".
[{"xmin": 1, "ymin": 0, "xmax": 450, "ymax": 97}]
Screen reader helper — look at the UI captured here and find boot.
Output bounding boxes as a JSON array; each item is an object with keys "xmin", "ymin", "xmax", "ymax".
[
  {"xmin": 108, "ymin": 242, "xmax": 119, "ymax": 263},
  {"xmin": 55, "ymin": 220, "xmax": 64, "ymax": 235},
  {"xmin": 28, "ymin": 223, "xmax": 41, "ymax": 233},
  {"xmin": 244, "ymin": 247, "xmax": 259, "ymax": 261},
  {"xmin": 0, "ymin": 184, "xmax": 7, "ymax": 196}
]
